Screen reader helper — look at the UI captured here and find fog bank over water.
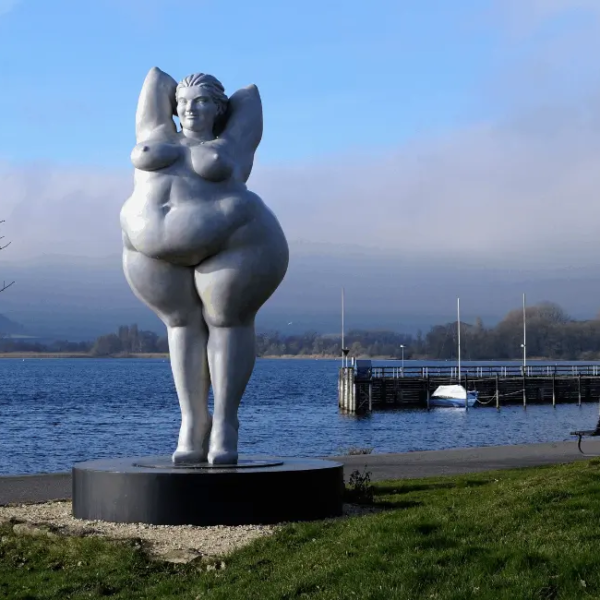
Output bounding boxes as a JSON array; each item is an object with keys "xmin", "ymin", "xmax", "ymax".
[{"xmin": 1, "ymin": 243, "xmax": 599, "ymax": 340}]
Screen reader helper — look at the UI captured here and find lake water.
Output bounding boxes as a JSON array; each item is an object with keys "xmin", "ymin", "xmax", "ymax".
[{"xmin": 1, "ymin": 358, "xmax": 598, "ymax": 475}]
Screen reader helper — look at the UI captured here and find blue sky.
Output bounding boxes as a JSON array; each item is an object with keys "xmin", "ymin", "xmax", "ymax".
[{"xmin": 0, "ymin": 0, "xmax": 509, "ymax": 167}]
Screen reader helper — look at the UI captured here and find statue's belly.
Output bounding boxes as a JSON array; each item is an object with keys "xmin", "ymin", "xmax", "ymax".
[{"xmin": 120, "ymin": 175, "xmax": 253, "ymax": 266}]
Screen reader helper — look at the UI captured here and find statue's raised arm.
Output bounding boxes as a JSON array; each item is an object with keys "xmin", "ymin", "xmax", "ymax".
[
  {"xmin": 135, "ymin": 67, "xmax": 178, "ymax": 143},
  {"xmin": 218, "ymin": 84, "xmax": 263, "ymax": 182}
]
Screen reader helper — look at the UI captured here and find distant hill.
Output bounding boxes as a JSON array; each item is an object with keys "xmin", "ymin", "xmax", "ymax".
[{"xmin": 0, "ymin": 313, "xmax": 26, "ymax": 336}]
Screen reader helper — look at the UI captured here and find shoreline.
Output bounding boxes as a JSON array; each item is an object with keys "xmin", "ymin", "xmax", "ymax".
[
  {"xmin": 0, "ymin": 352, "xmax": 590, "ymax": 361},
  {"xmin": 1, "ymin": 440, "xmax": 598, "ymax": 502}
]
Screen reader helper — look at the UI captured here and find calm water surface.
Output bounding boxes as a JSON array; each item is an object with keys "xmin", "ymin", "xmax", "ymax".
[{"xmin": 1, "ymin": 358, "xmax": 598, "ymax": 475}]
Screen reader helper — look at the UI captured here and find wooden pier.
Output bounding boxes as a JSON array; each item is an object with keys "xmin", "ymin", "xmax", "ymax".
[{"xmin": 338, "ymin": 363, "xmax": 600, "ymax": 413}]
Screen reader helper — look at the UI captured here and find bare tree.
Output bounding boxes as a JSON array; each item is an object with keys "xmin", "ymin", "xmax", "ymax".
[{"xmin": 0, "ymin": 220, "xmax": 14, "ymax": 293}]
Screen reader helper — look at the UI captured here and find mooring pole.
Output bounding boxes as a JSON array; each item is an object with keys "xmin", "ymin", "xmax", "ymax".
[{"xmin": 495, "ymin": 373, "xmax": 500, "ymax": 410}]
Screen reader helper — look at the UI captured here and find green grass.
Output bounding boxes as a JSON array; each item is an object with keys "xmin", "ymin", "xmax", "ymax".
[{"xmin": 4, "ymin": 460, "xmax": 600, "ymax": 599}]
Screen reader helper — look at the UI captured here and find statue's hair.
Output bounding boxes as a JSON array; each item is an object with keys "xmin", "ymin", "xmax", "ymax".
[{"xmin": 176, "ymin": 73, "xmax": 229, "ymax": 118}]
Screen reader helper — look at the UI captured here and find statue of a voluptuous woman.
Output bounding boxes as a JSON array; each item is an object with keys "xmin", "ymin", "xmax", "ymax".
[{"xmin": 120, "ymin": 67, "xmax": 289, "ymax": 465}]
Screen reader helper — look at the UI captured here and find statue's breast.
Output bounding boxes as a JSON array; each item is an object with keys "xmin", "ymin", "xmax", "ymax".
[
  {"xmin": 189, "ymin": 141, "xmax": 234, "ymax": 182},
  {"xmin": 131, "ymin": 141, "xmax": 182, "ymax": 171}
]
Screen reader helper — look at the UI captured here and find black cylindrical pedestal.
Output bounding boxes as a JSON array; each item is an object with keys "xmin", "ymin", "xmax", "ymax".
[{"xmin": 72, "ymin": 455, "xmax": 344, "ymax": 526}]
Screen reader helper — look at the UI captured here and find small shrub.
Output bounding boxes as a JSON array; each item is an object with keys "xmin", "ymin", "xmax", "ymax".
[{"xmin": 344, "ymin": 468, "xmax": 374, "ymax": 504}]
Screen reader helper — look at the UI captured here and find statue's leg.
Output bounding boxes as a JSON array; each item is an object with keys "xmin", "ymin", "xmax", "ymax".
[
  {"xmin": 194, "ymin": 240, "xmax": 288, "ymax": 465},
  {"xmin": 122, "ymin": 247, "xmax": 211, "ymax": 463}
]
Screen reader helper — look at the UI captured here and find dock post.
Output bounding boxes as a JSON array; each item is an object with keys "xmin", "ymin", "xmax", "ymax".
[
  {"xmin": 465, "ymin": 373, "xmax": 469, "ymax": 411},
  {"xmin": 338, "ymin": 367, "xmax": 357, "ymax": 412},
  {"xmin": 346, "ymin": 367, "xmax": 358, "ymax": 413},
  {"xmin": 368, "ymin": 380, "xmax": 372, "ymax": 412},
  {"xmin": 345, "ymin": 368, "xmax": 349, "ymax": 410},
  {"xmin": 352, "ymin": 368, "xmax": 358, "ymax": 412},
  {"xmin": 552, "ymin": 373, "xmax": 556, "ymax": 408},
  {"xmin": 426, "ymin": 375, "xmax": 430, "ymax": 411},
  {"xmin": 578, "ymin": 374, "xmax": 582, "ymax": 407},
  {"xmin": 523, "ymin": 372, "xmax": 527, "ymax": 408},
  {"xmin": 346, "ymin": 368, "xmax": 351, "ymax": 411},
  {"xmin": 338, "ymin": 368, "xmax": 344, "ymax": 410},
  {"xmin": 495, "ymin": 374, "xmax": 500, "ymax": 410}
]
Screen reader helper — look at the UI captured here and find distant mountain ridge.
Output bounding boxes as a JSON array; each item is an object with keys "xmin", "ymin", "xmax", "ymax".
[{"xmin": 0, "ymin": 313, "xmax": 26, "ymax": 335}]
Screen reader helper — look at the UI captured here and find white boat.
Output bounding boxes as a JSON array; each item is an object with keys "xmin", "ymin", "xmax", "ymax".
[
  {"xmin": 430, "ymin": 384, "xmax": 478, "ymax": 408},
  {"xmin": 429, "ymin": 298, "xmax": 478, "ymax": 408}
]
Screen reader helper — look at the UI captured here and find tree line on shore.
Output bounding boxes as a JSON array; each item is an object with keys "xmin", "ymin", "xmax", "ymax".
[{"xmin": 2, "ymin": 301, "xmax": 600, "ymax": 360}]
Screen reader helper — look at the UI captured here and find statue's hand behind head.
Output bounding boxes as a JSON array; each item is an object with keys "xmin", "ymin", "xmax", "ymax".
[{"xmin": 218, "ymin": 85, "xmax": 262, "ymax": 182}]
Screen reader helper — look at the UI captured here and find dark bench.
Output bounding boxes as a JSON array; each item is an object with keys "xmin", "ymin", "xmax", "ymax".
[{"xmin": 570, "ymin": 425, "xmax": 600, "ymax": 455}]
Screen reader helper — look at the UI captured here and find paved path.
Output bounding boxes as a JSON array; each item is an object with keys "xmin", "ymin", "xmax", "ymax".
[
  {"xmin": 338, "ymin": 439, "xmax": 600, "ymax": 481},
  {"xmin": 0, "ymin": 473, "xmax": 71, "ymax": 506},
  {"xmin": 2, "ymin": 439, "xmax": 599, "ymax": 505}
]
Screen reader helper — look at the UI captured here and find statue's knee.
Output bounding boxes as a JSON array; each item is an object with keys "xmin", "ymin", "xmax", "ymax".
[
  {"xmin": 204, "ymin": 314, "xmax": 234, "ymax": 329},
  {"xmin": 203, "ymin": 310, "xmax": 251, "ymax": 329},
  {"xmin": 164, "ymin": 311, "xmax": 201, "ymax": 329}
]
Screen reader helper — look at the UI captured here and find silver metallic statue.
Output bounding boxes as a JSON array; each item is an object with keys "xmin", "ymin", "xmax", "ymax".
[{"xmin": 120, "ymin": 67, "xmax": 289, "ymax": 465}]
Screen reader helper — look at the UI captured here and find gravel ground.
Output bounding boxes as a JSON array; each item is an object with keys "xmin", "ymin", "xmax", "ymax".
[{"xmin": 0, "ymin": 501, "xmax": 378, "ymax": 563}]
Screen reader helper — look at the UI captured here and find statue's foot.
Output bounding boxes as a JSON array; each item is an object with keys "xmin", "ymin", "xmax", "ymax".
[
  {"xmin": 172, "ymin": 448, "xmax": 206, "ymax": 464},
  {"xmin": 207, "ymin": 418, "xmax": 239, "ymax": 465},
  {"xmin": 172, "ymin": 415, "xmax": 212, "ymax": 464}
]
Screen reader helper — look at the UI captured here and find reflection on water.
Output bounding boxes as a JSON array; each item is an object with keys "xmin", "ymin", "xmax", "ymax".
[{"xmin": 0, "ymin": 358, "xmax": 598, "ymax": 474}]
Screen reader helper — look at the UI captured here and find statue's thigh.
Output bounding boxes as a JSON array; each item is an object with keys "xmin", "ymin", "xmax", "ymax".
[
  {"xmin": 123, "ymin": 248, "xmax": 202, "ymax": 327},
  {"xmin": 194, "ymin": 245, "xmax": 285, "ymax": 328}
]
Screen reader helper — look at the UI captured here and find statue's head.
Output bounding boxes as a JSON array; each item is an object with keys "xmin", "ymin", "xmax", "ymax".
[{"xmin": 175, "ymin": 73, "xmax": 229, "ymax": 136}]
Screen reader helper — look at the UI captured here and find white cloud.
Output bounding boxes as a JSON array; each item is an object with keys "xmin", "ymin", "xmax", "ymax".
[
  {"xmin": 2, "ymin": 86, "xmax": 600, "ymax": 271},
  {"xmin": 0, "ymin": 162, "xmax": 129, "ymax": 259}
]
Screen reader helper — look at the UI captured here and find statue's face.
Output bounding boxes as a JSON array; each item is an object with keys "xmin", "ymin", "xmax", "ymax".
[{"xmin": 176, "ymin": 86, "xmax": 218, "ymax": 133}]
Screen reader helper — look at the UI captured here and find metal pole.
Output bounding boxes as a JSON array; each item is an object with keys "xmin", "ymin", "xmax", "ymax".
[
  {"xmin": 457, "ymin": 298, "xmax": 461, "ymax": 382},
  {"xmin": 523, "ymin": 292, "xmax": 527, "ymax": 369},
  {"xmin": 341, "ymin": 287, "xmax": 345, "ymax": 367}
]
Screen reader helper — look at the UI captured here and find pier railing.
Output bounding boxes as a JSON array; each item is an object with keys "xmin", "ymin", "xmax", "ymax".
[
  {"xmin": 361, "ymin": 364, "xmax": 600, "ymax": 380},
  {"xmin": 340, "ymin": 363, "xmax": 600, "ymax": 412}
]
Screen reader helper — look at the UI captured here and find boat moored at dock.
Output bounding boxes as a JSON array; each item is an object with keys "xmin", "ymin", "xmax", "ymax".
[{"xmin": 429, "ymin": 384, "xmax": 478, "ymax": 408}]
